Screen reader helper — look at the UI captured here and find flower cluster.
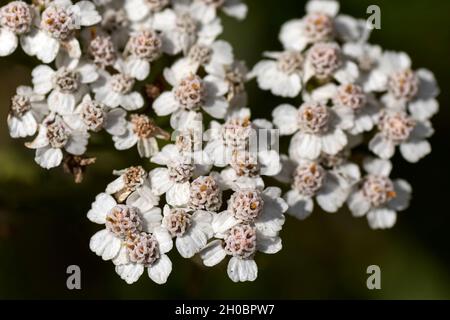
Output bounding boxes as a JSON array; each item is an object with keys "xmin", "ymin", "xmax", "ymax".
[
  {"xmin": 2, "ymin": 0, "xmax": 439, "ymax": 284},
  {"xmin": 251, "ymin": 0, "xmax": 438, "ymax": 229}
]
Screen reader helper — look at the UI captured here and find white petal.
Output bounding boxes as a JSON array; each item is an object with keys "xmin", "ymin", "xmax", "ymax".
[
  {"xmin": 150, "ymin": 144, "xmax": 180, "ymax": 165},
  {"xmin": 48, "ymin": 91, "xmax": 76, "ymax": 115},
  {"xmin": 227, "ymin": 257, "xmax": 258, "ymax": 282},
  {"xmin": 408, "ymin": 99, "xmax": 439, "ymax": 121},
  {"xmin": 87, "ymin": 192, "xmax": 117, "ymax": 224},
  {"xmin": 140, "ymin": 207, "xmax": 163, "ymax": 233},
  {"xmin": 105, "ymin": 108, "xmax": 127, "ymax": 136},
  {"xmin": 400, "ymin": 139, "xmax": 431, "ymax": 163},
  {"xmin": 367, "ymin": 208, "xmax": 397, "ymax": 230},
  {"xmin": 388, "ymin": 179, "xmax": 412, "ymax": 212},
  {"xmin": 166, "ymin": 182, "xmax": 190, "ymax": 207},
  {"xmin": 106, "ymin": 176, "xmax": 125, "ymax": 194},
  {"xmin": 152, "ymin": 91, "xmax": 180, "ymax": 116},
  {"xmin": 306, "ymin": 0, "xmax": 340, "ymax": 16},
  {"xmin": 89, "ymin": 229, "xmax": 121, "ymax": 260},
  {"xmin": 289, "ymin": 132, "xmax": 322, "ymax": 161},
  {"xmin": 320, "ymin": 129, "xmax": 347, "ymax": 155},
  {"xmin": 347, "ymin": 189, "xmax": 371, "ymax": 217},
  {"xmin": 369, "ymin": 134, "xmax": 396, "ymax": 160},
  {"xmin": 284, "ymin": 190, "xmax": 313, "ymax": 220},
  {"xmin": 32, "ymin": 65, "xmax": 55, "ymax": 95},
  {"xmin": 279, "ymin": 19, "xmax": 308, "ymax": 51},
  {"xmin": 147, "ymin": 254, "xmax": 172, "ymax": 284},
  {"xmin": 212, "ymin": 210, "xmax": 239, "ymax": 235},
  {"xmin": 316, "ymin": 173, "xmax": 349, "ymax": 213},
  {"xmin": 137, "ymin": 138, "xmax": 159, "ymax": 158},
  {"xmin": 113, "ymin": 129, "xmax": 139, "ymax": 150},
  {"xmin": 7, "ymin": 113, "xmax": 37, "ymax": 138},
  {"xmin": 272, "ymin": 104, "xmax": 299, "ymax": 135},
  {"xmin": 149, "ymin": 168, "xmax": 173, "ymax": 195},
  {"xmin": 115, "ymin": 263, "xmax": 144, "ymax": 284},
  {"xmin": 77, "ymin": 61, "xmax": 99, "ymax": 83},
  {"xmin": 363, "ymin": 157, "xmax": 392, "ymax": 177},
  {"xmin": 74, "ymin": 1, "xmax": 101, "ymax": 26},
  {"xmin": 203, "ymin": 96, "xmax": 228, "ymax": 119},
  {"xmin": 121, "ymin": 92, "xmax": 144, "ymax": 111},
  {"xmin": 35, "ymin": 146, "xmax": 63, "ymax": 169},
  {"xmin": 125, "ymin": 58, "xmax": 150, "ymax": 81},
  {"xmin": 126, "ymin": 183, "xmax": 160, "ymax": 213},
  {"xmin": 0, "ymin": 28, "xmax": 18, "ymax": 56},
  {"xmin": 200, "ymin": 239, "xmax": 227, "ymax": 267},
  {"xmin": 153, "ymin": 226, "xmax": 173, "ymax": 254},
  {"xmin": 34, "ymin": 31, "xmax": 60, "ymax": 63},
  {"xmin": 256, "ymin": 233, "xmax": 282, "ymax": 254},
  {"xmin": 223, "ymin": 1, "xmax": 248, "ymax": 20},
  {"xmin": 65, "ymin": 131, "xmax": 89, "ymax": 155},
  {"xmin": 125, "ymin": 0, "xmax": 150, "ymax": 22},
  {"xmin": 176, "ymin": 225, "xmax": 208, "ymax": 258}
]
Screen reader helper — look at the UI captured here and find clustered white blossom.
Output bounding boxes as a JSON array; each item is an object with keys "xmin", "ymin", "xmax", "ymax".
[{"xmin": 2, "ymin": 0, "xmax": 439, "ymax": 284}]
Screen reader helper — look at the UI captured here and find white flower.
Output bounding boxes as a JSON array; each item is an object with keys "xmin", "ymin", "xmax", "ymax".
[
  {"xmin": 272, "ymin": 100, "xmax": 353, "ymax": 161},
  {"xmin": 92, "ymin": 59, "xmax": 145, "ymax": 110},
  {"xmin": 166, "ymin": 40, "xmax": 234, "ymax": 80},
  {"xmin": 150, "ymin": 145, "xmax": 198, "ymax": 207},
  {"xmin": 0, "ymin": 1, "xmax": 35, "ymax": 57},
  {"xmin": 303, "ymin": 41, "xmax": 359, "ymax": 84},
  {"xmin": 204, "ymin": 108, "xmax": 258, "ymax": 166},
  {"xmin": 376, "ymin": 51, "xmax": 440, "ymax": 120},
  {"xmin": 32, "ymin": 55, "xmax": 98, "ymax": 115},
  {"xmin": 161, "ymin": 204, "xmax": 213, "ymax": 258},
  {"xmin": 281, "ymin": 157, "xmax": 357, "ymax": 220},
  {"xmin": 250, "ymin": 50, "xmax": 303, "ymax": 98},
  {"xmin": 153, "ymin": 70, "xmax": 229, "ymax": 119},
  {"xmin": 152, "ymin": 7, "xmax": 222, "ymax": 55},
  {"xmin": 62, "ymin": 94, "xmax": 127, "ymax": 136},
  {"xmin": 122, "ymin": 29, "xmax": 163, "ymax": 80},
  {"xmin": 105, "ymin": 165, "xmax": 160, "ymax": 208},
  {"xmin": 308, "ymin": 83, "xmax": 381, "ymax": 135},
  {"xmin": 25, "ymin": 113, "xmax": 89, "ymax": 169},
  {"xmin": 347, "ymin": 158, "xmax": 411, "ymax": 229},
  {"xmin": 113, "ymin": 114, "xmax": 170, "ymax": 158},
  {"xmin": 200, "ymin": 187, "xmax": 287, "ymax": 282},
  {"xmin": 216, "ymin": 145, "xmax": 282, "ymax": 191},
  {"xmin": 87, "ymin": 192, "xmax": 173, "ymax": 284},
  {"xmin": 369, "ymin": 109, "xmax": 434, "ymax": 163},
  {"xmin": 21, "ymin": 0, "xmax": 101, "ymax": 63},
  {"xmin": 342, "ymin": 42, "xmax": 385, "ymax": 92},
  {"xmin": 7, "ymin": 86, "xmax": 47, "ymax": 138}
]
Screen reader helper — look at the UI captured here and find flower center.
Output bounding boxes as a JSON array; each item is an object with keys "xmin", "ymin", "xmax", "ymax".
[
  {"xmin": 89, "ymin": 35, "xmax": 117, "ymax": 69},
  {"xmin": 163, "ymin": 208, "xmax": 192, "ymax": 237},
  {"xmin": 131, "ymin": 114, "xmax": 158, "ymax": 139},
  {"xmin": 105, "ymin": 204, "xmax": 142, "ymax": 238},
  {"xmin": 222, "ymin": 117, "xmax": 253, "ymax": 149},
  {"xmin": 188, "ymin": 44, "xmax": 213, "ymax": 65},
  {"xmin": 224, "ymin": 224, "xmax": 257, "ymax": 258},
  {"xmin": 230, "ymin": 151, "xmax": 260, "ymax": 177},
  {"xmin": 292, "ymin": 162, "xmax": 325, "ymax": 197},
  {"xmin": 46, "ymin": 121, "xmax": 69, "ymax": 148},
  {"xmin": 333, "ymin": 83, "xmax": 367, "ymax": 112},
  {"xmin": 168, "ymin": 163, "xmax": 194, "ymax": 183},
  {"xmin": 362, "ymin": 175, "xmax": 396, "ymax": 207},
  {"xmin": 303, "ymin": 12, "xmax": 334, "ymax": 42},
  {"xmin": 123, "ymin": 166, "xmax": 147, "ymax": 191},
  {"xmin": 388, "ymin": 69, "xmax": 419, "ymax": 101},
  {"xmin": 41, "ymin": 5, "xmax": 76, "ymax": 41},
  {"xmin": 0, "ymin": 1, "xmax": 32, "ymax": 35},
  {"xmin": 225, "ymin": 64, "xmax": 246, "ymax": 100},
  {"xmin": 80, "ymin": 99, "xmax": 106, "ymax": 132},
  {"xmin": 229, "ymin": 190, "xmax": 264, "ymax": 222},
  {"xmin": 277, "ymin": 51, "xmax": 303, "ymax": 75},
  {"xmin": 53, "ymin": 67, "xmax": 80, "ymax": 93},
  {"xmin": 378, "ymin": 110, "xmax": 415, "ymax": 143},
  {"xmin": 110, "ymin": 73, "xmax": 135, "ymax": 94},
  {"xmin": 10, "ymin": 94, "xmax": 31, "ymax": 117},
  {"xmin": 297, "ymin": 101, "xmax": 330, "ymax": 134},
  {"xmin": 174, "ymin": 73, "xmax": 205, "ymax": 110},
  {"xmin": 308, "ymin": 42, "xmax": 342, "ymax": 79},
  {"xmin": 189, "ymin": 176, "xmax": 222, "ymax": 211},
  {"xmin": 175, "ymin": 130, "xmax": 202, "ymax": 159},
  {"xmin": 126, "ymin": 232, "xmax": 160, "ymax": 267},
  {"xmin": 125, "ymin": 30, "xmax": 162, "ymax": 61}
]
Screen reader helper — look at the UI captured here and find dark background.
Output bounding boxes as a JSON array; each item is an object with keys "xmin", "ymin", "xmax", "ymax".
[{"xmin": 0, "ymin": 0, "xmax": 449, "ymax": 299}]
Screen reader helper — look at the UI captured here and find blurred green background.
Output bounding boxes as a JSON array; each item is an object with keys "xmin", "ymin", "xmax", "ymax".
[{"xmin": 1, "ymin": 0, "xmax": 449, "ymax": 299}]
